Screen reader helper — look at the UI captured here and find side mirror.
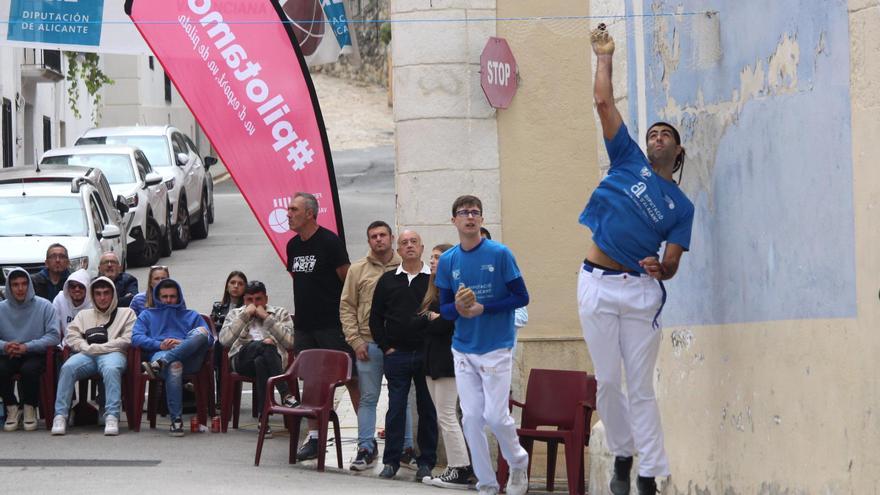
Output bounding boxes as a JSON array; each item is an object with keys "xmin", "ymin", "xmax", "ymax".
[
  {"xmin": 115, "ymin": 195, "xmax": 130, "ymax": 214},
  {"xmin": 100, "ymin": 224, "xmax": 122, "ymax": 240},
  {"xmin": 204, "ymin": 156, "xmax": 218, "ymax": 170},
  {"xmin": 176, "ymin": 152, "xmax": 190, "ymax": 166},
  {"xmin": 144, "ymin": 172, "xmax": 163, "ymax": 188}
]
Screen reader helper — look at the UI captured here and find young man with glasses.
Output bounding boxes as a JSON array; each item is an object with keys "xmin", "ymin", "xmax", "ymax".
[
  {"xmin": 435, "ymin": 195, "xmax": 530, "ymax": 495},
  {"xmin": 97, "ymin": 252, "xmax": 138, "ymax": 308},
  {"xmin": 32, "ymin": 244, "xmax": 71, "ymax": 301}
]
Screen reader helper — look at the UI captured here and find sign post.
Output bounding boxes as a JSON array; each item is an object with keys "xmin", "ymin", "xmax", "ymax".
[{"xmin": 480, "ymin": 37, "xmax": 518, "ymax": 109}]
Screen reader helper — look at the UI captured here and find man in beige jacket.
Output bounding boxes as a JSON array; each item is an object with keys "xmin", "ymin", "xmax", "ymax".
[
  {"xmin": 341, "ymin": 220, "xmax": 417, "ymax": 471},
  {"xmin": 219, "ymin": 280, "xmax": 294, "ymax": 437},
  {"xmin": 51, "ymin": 277, "xmax": 136, "ymax": 436}
]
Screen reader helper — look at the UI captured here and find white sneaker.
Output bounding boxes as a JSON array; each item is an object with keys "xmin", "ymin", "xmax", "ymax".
[
  {"xmin": 506, "ymin": 468, "xmax": 529, "ymax": 495},
  {"xmin": 104, "ymin": 415, "xmax": 119, "ymax": 436},
  {"xmin": 22, "ymin": 404, "xmax": 38, "ymax": 431},
  {"xmin": 477, "ymin": 487, "xmax": 498, "ymax": 495},
  {"xmin": 3, "ymin": 404, "xmax": 20, "ymax": 431},
  {"xmin": 51, "ymin": 415, "xmax": 67, "ymax": 435}
]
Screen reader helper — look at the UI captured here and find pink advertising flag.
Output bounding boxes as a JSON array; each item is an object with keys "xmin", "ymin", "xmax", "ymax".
[{"xmin": 125, "ymin": 0, "xmax": 345, "ymax": 265}]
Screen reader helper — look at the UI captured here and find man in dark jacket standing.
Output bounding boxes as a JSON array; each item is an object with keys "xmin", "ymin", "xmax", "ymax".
[
  {"xmin": 370, "ymin": 230, "xmax": 437, "ymax": 481},
  {"xmin": 97, "ymin": 252, "xmax": 138, "ymax": 308},
  {"xmin": 31, "ymin": 243, "xmax": 71, "ymax": 301}
]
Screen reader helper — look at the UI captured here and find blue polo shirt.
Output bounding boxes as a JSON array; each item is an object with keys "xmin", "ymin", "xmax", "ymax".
[
  {"xmin": 579, "ymin": 124, "xmax": 694, "ymax": 272},
  {"xmin": 435, "ymin": 239, "xmax": 521, "ymax": 354}
]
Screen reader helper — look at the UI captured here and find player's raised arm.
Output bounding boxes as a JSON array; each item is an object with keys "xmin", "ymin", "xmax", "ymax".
[{"xmin": 591, "ymin": 24, "xmax": 623, "ymax": 140}]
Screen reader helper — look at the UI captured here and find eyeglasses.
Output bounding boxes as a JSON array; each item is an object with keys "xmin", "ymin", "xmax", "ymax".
[
  {"xmin": 47, "ymin": 254, "xmax": 68, "ymax": 260},
  {"xmin": 455, "ymin": 209, "xmax": 482, "ymax": 218},
  {"xmin": 100, "ymin": 260, "xmax": 120, "ymax": 266},
  {"xmin": 68, "ymin": 284, "xmax": 86, "ymax": 291}
]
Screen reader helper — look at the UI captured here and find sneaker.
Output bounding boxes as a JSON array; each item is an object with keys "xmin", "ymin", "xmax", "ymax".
[
  {"xmin": 22, "ymin": 404, "xmax": 38, "ymax": 431},
  {"xmin": 104, "ymin": 415, "xmax": 119, "ymax": 436},
  {"xmin": 399, "ymin": 447, "xmax": 417, "ymax": 470},
  {"xmin": 429, "ymin": 466, "xmax": 474, "ymax": 490},
  {"xmin": 477, "ymin": 487, "xmax": 498, "ymax": 495},
  {"xmin": 184, "ymin": 382, "xmax": 195, "ymax": 393},
  {"xmin": 611, "ymin": 456, "xmax": 633, "ymax": 495},
  {"xmin": 506, "ymin": 467, "xmax": 529, "ymax": 495},
  {"xmin": 296, "ymin": 437, "xmax": 319, "ymax": 461},
  {"xmin": 169, "ymin": 417, "xmax": 185, "ymax": 437},
  {"xmin": 637, "ymin": 476, "xmax": 657, "ymax": 495},
  {"xmin": 142, "ymin": 361, "xmax": 157, "ymax": 379},
  {"xmin": 349, "ymin": 447, "xmax": 376, "ymax": 471},
  {"xmin": 416, "ymin": 463, "xmax": 433, "ymax": 482},
  {"xmin": 281, "ymin": 395, "xmax": 300, "ymax": 408},
  {"xmin": 51, "ymin": 415, "xmax": 67, "ymax": 436},
  {"xmin": 379, "ymin": 464, "xmax": 398, "ymax": 479},
  {"xmin": 4, "ymin": 404, "xmax": 20, "ymax": 432}
]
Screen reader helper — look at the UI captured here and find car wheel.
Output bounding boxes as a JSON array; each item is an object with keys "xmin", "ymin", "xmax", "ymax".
[
  {"xmin": 191, "ymin": 191, "xmax": 209, "ymax": 240},
  {"xmin": 171, "ymin": 197, "xmax": 190, "ymax": 249},
  {"xmin": 131, "ymin": 216, "xmax": 162, "ymax": 267},
  {"xmin": 160, "ymin": 203, "xmax": 173, "ymax": 257},
  {"xmin": 207, "ymin": 185, "xmax": 215, "ymax": 224}
]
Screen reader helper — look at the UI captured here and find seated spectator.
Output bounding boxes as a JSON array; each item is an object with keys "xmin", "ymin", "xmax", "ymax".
[
  {"xmin": 52, "ymin": 269, "xmax": 92, "ymax": 347},
  {"xmin": 132, "ymin": 279, "xmax": 212, "ymax": 436},
  {"xmin": 219, "ymin": 280, "xmax": 295, "ymax": 437},
  {"xmin": 0, "ymin": 268, "xmax": 61, "ymax": 431},
  {"xmin": 32, "ymin": 243, "xmax": 71, "ymax": 301},
  {"xmin": 210, "ymin": 271, "xmax": 247, "ymax": 407},
  {"xmin": 52, "ymin": 277, "xmax": 136, "ymax": 436},
  {"xmin": 129, "ymin": 266, "xmax": 169, "ymax": 316},
  {"xmin": 98, "ymin": 252, "xmax": 138, "ymax": 308}
]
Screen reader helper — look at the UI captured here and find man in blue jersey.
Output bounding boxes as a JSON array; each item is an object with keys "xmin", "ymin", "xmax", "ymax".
[
  {"xmin": 579, "ymin": 25, "xmax": 695, "ymax": 495},
  {"xmin": 435, "ymin": 195, "xmax": 530, "ymax": 495}
]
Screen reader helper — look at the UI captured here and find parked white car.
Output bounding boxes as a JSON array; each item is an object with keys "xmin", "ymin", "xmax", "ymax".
[
  {"xmin": 41, "ymin": 145, "xmax": 171, "ymax": 267},
  {"xmin": 0, "ymin": 166, "xmax": 128, "ymax": 293},
  {"xmin": 76, "ymin": 126, "xmax": 215, "ymax": 249}
]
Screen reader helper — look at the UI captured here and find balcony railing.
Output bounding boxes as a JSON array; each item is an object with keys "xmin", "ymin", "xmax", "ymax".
[{"xmin": 22, "ymin": 49, "xmax": 64, "ymax": 82}]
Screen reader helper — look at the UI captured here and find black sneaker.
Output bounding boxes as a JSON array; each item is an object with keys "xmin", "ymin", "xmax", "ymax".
[
  {"xmin": 142, "ymin": 361, "xmax": 156, "ymax": 379},
  {"xmin": 399, "ymin": 447, "xmax": 417, "ymax": 470},
  {"xmin": 169, "ymin": 418, "xmax": 184, "ymax": 437},
  {"xmin": 416, "ymin": 463, "xmax": 433, "ymax": 482},
  {"xmin": 379, "ymin": 464, "xmax": 398, "ymax": 479},
  {"xmin": 349, "ymin": 447, "xmax": 376, "ymax": 471},
  {"xmin": 430, "ymin": 466, "xmax": 474, "ymax": 490},
  {"xmin": 637, "ymin": 476, "xmax": 657, "ymax": 495},
  {"xmin": 296, "ymin": 437, "xmax": 319, "ymax": 461},
  {"xmin": 281, "ymin": 395, "xmax": 300, "ymax": 408},
  {"xmin": 610, "ymin": 456, "xmax": 633, "ymax": 494}
]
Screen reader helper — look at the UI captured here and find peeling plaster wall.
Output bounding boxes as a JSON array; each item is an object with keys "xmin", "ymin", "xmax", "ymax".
[{"xmin": 586, "ymin": 0, "xmax": 880, "ymax": 492}]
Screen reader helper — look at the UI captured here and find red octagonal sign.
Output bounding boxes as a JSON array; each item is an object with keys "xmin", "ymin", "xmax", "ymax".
[{"xmin": 480, "ymin": 37, "xmax": 517, "ymax": 109}]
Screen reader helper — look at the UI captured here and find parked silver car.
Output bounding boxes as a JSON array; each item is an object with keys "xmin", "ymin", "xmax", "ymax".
[
  {"xmin": 41, "ymin": 145, "xmax": 171, "ymax": 266},
  {"xmin": 76, "ymin": 126, "xmax": 215, "ymax": 249}
]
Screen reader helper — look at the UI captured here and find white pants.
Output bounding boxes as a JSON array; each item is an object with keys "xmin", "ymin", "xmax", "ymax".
[
  {"xmin": 577, "ymin": 265, "xmax": 670, "ymax": 477},
  {"xmin": 452, "ymin": 348, "xmax": 529, "ymax": 490},
  {"xmin": 426, "ymin": 376, "xmax": 470, "ymax": 468}
]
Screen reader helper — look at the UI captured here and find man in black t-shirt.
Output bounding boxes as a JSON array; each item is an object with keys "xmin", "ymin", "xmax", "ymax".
[{"xmin": 285, "ymin": 191, "xmax": 357, "ymax": 461}]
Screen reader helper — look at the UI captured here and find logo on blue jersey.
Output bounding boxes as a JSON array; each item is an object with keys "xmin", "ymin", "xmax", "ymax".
[
  {"xmin": 663, "ymin": 194, "xmax": 676, "ymax": 210},
  {"xmin": 640, "ymin": 166, "xmax": 652, "ymax": 178},
  {"xmin": 481, "ymin": 264, "xmax": 495, "ymax": 273},
  {"xmin": 631, "ymin": 182, "xmax": 647, "ymax": 197},
  {"xmin": 452, "ymin": 269, "xmax": 461, "ymax": 280}
]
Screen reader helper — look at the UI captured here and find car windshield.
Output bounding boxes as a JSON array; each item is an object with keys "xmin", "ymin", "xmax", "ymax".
[
  {"xmin": 0, "ymin": 196, "xmax": 88, "ymax": 236},
  {"xmin": 41, "ymin": 154, "xmax": 135, "ymax": 185},
  {"xmin": 77, "ymin": 135, "xmax": 172, "ymax": 166}
]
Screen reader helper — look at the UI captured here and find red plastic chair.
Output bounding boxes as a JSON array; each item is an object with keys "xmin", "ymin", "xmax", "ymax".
[
  {"xmin": 10, "ymin": 347, "xmax": 55, "ymax": 430},
  {"xmin": 254, "ymin": 349, "xmax": 351, "ymax": 471},
  {"xmin": 497, "ymin": 369, "xmax": 597, "ymax": 495},
  {"xmin": 128, "ymin": 314, "xmax": 215, "ymax": 431},
  {"xmin": 220, "ymin": 346, "xmax": 295, "ymax": 433},
  {"xmin": 58, "ymin": 346, "xmax": 135, "ymax": 429}
]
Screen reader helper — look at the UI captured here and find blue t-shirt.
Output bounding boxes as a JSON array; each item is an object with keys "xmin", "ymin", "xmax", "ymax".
[
  {"xmin": 435, "ymin": 239, "xmax": 521, "ymax": 354},
  {"xmin": 579, "ymin": 124, "xmax": 695, "ymax": 272}
]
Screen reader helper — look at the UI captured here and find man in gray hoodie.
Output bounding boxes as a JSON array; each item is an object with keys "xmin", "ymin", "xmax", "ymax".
[
  {"xmin": 0, "ymin": 268, "xmax": 60, "ymax": 431},
  {"xmin": 52, "ymin": 269, "xmax": 92, "ymax": 347}
]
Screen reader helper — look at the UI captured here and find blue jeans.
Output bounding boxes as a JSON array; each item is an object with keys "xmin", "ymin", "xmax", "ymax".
[
  {"xmin": 54, "ymin": 352, "xmax": 127, "ymax": 418},
  {"xmin": 150, "ymin": 328, "xmax": 210, "ymax": 420},
  {"xmin": 356, "ymin": 342, "xmax": 413, "ymax": 452},
  {"xmin": 382, "ymin": 349, "xmax": 437, "ymax": 468}
]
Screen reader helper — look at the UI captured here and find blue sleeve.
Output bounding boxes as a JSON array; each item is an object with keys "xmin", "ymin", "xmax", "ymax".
[
  {"xmin": 435, "ymin": 255, "xmax": 452, "ymax": 290},
  {"xmin": 131, "ymin": 313, "xmax": 161, "ymax": 351},
  {"xmin": 605, "ymin": 123, "xmax": 643, "ymax": 168},
  {"xmin": 482, "ymin": 277, "xmax": 529, "ymax": 314},
  {"xmin": 439, "ymin": 288, "xmax": 459, "ymax": 321},
  {"xmin": 666, "ymin": 201, "xmax": 694, "ymax": 250}
]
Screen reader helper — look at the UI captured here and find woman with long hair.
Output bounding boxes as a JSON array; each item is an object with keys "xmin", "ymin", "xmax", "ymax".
[
  {"xmin": 211, "ymin": 271, "xmax": 248, "ymax": 408},
  {"xmin": 418, "ymin": 243, "xmax": 474, "ymax": 489},
  {"xmin": 129, "ymin": 265, "xmax": 170, "ymax": 315}
]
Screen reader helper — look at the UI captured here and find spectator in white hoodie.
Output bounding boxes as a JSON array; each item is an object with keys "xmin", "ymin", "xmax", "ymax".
[{"xmin": 52, "ymin": 269, "xmax": 92, "ymax": 346}]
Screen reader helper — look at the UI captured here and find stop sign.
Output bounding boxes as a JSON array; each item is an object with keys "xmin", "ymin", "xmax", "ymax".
[{"xmin": 480, "ymin": 37, "xmax": 517, "ymax": 109}]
